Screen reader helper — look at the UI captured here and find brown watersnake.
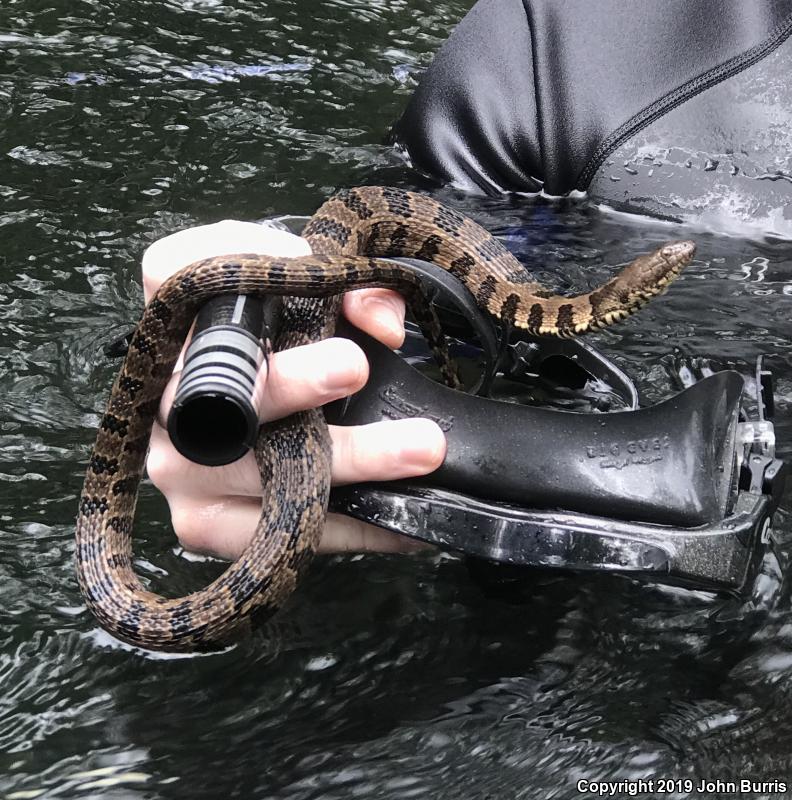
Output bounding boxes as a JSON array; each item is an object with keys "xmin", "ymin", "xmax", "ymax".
[{"xmin": 76, "ymin": 186, "xmax": 695, "ymax": 651}]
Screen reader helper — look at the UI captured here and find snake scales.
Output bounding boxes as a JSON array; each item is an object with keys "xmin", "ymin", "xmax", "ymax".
[{"xmin": 76, "ymin": 186, "xmax": 695, "ymax": 651}]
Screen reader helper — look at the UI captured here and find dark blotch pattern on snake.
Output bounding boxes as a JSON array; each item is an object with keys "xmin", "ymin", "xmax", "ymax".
[{"xmin": 76, "ymin": 187, "xmax": 695, "ymax": 651}]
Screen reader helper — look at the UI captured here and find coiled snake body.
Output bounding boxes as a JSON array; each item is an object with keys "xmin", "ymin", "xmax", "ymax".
[{"xmin": 77, "ymin": 187, "xmax": 695, "ymax": 651}]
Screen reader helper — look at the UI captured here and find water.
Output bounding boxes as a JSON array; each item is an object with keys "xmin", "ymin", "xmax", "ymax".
[{"xmin": 1, "ymin": 1, "xmax": 791, "ymax": 797}]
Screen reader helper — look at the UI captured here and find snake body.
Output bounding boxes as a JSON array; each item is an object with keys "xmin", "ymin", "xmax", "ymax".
[{"xmin": 76, "ymin": 187, "xmax": 695, "ymax": 651}]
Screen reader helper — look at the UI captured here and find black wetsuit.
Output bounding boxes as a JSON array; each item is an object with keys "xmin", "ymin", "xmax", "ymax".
[{"xmin": 392, "ymin": 0, "xmax": 792, "ymax": 232}]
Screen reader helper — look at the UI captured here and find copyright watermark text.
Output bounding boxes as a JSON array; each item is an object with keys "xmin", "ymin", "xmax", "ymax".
[{"xmin": 576, "ymin": 779, "xmax": 788, "ymax": 796}]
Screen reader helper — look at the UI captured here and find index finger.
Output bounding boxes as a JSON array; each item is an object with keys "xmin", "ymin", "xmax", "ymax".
[{"xmin": 342, "ymin": 288, "xmax": 406, "ymax": 349}]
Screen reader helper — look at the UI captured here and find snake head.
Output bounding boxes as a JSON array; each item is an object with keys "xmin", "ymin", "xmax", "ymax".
[
  {"xmin": 618, "ymin": 239, "xmax": 696, "ymax": 295},
  {"xmin": 659, "ymin": 240, "xmax": 696, "ymax": 270}
]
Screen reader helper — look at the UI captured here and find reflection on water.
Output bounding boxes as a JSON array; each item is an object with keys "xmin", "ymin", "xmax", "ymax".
[{"xmin": 1, "ymin": 1, "xmax": 791, "ymax": 797}]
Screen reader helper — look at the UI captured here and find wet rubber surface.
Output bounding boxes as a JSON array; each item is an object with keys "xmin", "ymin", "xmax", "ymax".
[{"xmin": 1, "ymin": 1, "xmax": 791, "ymax": 797}]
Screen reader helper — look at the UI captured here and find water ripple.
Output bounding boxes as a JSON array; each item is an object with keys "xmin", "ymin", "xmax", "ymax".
[{"xmin": 0, "ymin": 0, "xmax": 790, "ymax": 797}]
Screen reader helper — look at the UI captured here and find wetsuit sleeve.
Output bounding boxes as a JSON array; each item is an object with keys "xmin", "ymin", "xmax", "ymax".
[
  {"xmin": 391, "ymin": 0, "xmax": 543, "ymax": 195},
  {"xmin": 392, "ymin": 0, "xmax": 792, "ymax": 198}
]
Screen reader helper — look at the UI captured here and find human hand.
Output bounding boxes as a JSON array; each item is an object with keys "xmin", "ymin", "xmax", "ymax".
[{"xmin": 143, "ymin": 220, "xmax": 446, "ymax": 560}]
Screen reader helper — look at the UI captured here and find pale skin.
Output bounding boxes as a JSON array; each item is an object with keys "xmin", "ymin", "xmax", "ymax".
[{"xmin": 143, "ymin": 222, "xmax": 446, "ymax": 560}]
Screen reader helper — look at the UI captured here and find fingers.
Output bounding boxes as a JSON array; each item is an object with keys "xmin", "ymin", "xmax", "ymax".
[
  {"xmin": 152, "ymin": 418, "xmax": 445, "ymax": 561},
  {"xmin": 148, "ymin": 417, "xmax": 447, "ymax": 499},
  {"xmin": 156, "ymin": 336, "xmax": 370, "ymax": 431},
  {"xmin": 319, "ymin": 514, "xmax": 434, "ymax": 555},
  {"xmin": 342, "ymin": 288, "xmax": 406, "ymax": 349},
  {"xmin": 169, "ymin": 497, "xmax": 431, "ymax": 561},
  {"xmin": 257, "ymin": 338, "xmax": 369, "ymax": 423},
  {"xmin": 330, "ymin": 418, "xmax": 446, "ymax": 485},
  {"xmin": 157, "ymin": 283, "xmax": 409, "ymax": 426},
  {"xmin": 246, "ymin": 288, "xmax": 406, "ymax": 417}
]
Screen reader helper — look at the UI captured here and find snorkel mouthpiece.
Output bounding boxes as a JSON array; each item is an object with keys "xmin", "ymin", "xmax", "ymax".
[{"xmin": 167, "ymin": 295, "xmax": 281, "ymax": 466}]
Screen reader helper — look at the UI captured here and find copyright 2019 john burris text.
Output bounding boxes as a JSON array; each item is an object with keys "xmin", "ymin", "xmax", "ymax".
[{"xmin": 576, "ymin": 777, "xmax": 787, "ymax": 796}]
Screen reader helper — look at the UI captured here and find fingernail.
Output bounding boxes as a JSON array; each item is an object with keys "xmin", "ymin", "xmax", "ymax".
[
  {"xmin": 322, "ymin": 358, "xmax": 366, "ymax": 392},
  {"xmin": 322, "ymin": 365, "xmax": 355, "ymax": 392},
  {"xmin": 362, "ymin": 294, "xmax": 404, "ymax": 341},
  {"xmin": 398, "ymin": 420, "xmax": 447, "ymax": 472}
]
